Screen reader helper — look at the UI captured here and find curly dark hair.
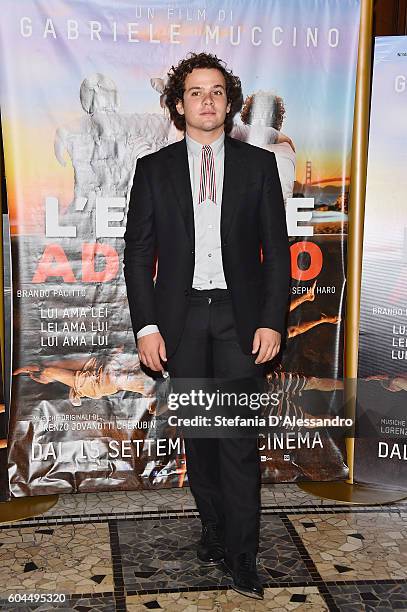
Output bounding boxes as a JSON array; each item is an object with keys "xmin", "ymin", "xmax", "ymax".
[
  {"xmin": 241, "ymin": 91, "xmax": 286, "ymax": 131},
  {"xmin": 164, "ymin": 52, "xmax": 243, "ymax": 134}
]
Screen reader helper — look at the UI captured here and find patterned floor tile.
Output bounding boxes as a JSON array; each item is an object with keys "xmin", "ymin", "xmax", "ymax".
[
  {"xmin": 0, "ymin": 523, "xmax": 113, "ymax": 597},
  {"xmin": 327, "ymin": 582, "xmax": 407, "ymax": 612},
  {"xmin": 0, "ymin": 594, "xmax": 116, "ymax": 611},
  {"xmin": 290, "ymin": 512, "xmax": 407, "ymax": 581},
  {"xmin": 117, "ymin": 514, "xmax": 311, "ymax": 593},
  {"xmin": 261, "ymin": 485, "xmax": 326, "ymax": 508},
  {"xmin": 41, "ymin": 488, "xmax": 196, "ymax": 518},
  {"xmin": 126, "ymin": 586, "xmax": 327, "ymax": 611},
  {"xmin": 38, "ymin": 484, "xmax": 328, "ymax": 522}
]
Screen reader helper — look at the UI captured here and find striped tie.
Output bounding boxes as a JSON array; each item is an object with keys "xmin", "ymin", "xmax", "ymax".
[{"xmin": 198, "ymin": 145, "xmax": 216, "ymax": 204}]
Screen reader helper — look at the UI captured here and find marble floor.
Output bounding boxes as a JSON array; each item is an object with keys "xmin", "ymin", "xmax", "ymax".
[{"xmin": 0, "ymin": 485, "xmax": 406, "ymax": 611}]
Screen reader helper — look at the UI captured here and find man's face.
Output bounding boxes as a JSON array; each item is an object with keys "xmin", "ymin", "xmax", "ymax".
[{"xmin": 176, "ymin": 68, "xmax": 231, "ymax": 136}]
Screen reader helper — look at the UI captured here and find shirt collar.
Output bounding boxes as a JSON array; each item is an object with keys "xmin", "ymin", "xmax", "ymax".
[{"xmin": 185, "ymin": 131, "xmax": 225, "ymax": 158}]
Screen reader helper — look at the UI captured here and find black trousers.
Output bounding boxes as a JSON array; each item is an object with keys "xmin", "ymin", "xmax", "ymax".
[{"xmin": 167, "ymin": 288, "xmax": 262, "ymax": 555}]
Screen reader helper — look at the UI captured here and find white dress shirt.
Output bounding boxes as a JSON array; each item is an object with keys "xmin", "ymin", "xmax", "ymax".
[{"xmin": 187, "ymin": 131, "xmax": 226, "ymax": 290}]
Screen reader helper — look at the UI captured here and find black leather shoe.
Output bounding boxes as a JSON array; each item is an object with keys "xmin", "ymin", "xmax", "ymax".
[
  {"xmin": 197, "ymin": 523, "xmax": 224, "ymax": 566},
  {"xmin": 224, "ymin": 552, "xmax": 264, "ymax": 600}
]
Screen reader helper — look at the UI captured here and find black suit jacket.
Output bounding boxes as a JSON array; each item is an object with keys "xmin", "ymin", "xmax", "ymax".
[{"xmin": 124, "ymin": 135, "xmax": 290, "ymax": 357}]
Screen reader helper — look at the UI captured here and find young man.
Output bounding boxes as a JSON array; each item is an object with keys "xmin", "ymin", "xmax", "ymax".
[{"xmin": 124, "ymin": 52, "xmax": 290, "ymax": 600}]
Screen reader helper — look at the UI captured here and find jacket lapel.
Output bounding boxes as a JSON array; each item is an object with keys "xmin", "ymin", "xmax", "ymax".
[
  {"xmin": 221, "ymin": 136, "xmax": 245, "ymax": 241},
  {"xmin": 167, "ymin": 139, "xmax": 194, "ymax": 246}
]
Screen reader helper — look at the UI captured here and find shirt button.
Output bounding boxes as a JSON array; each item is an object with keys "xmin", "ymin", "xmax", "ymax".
[
  {"xmin": 209, "ymin": 280, "xmax": 213, "ymax": 284},
  {"xmin": 208, "ymin": 253, "xmax": 212, "ymax": 258}
]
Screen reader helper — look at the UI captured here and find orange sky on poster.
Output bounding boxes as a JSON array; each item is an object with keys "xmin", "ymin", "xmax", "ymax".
[
  {"xmin": 3, "ymin": 119, "xmax": 74, "ymax": 235},
  {"xmin": 295, "ymin": 152, "xmax": 350, "ymax": 187}
]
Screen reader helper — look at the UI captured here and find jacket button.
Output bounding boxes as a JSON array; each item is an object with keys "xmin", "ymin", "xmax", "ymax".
[
  {"xmin": 191, "ymin": 250, "xmax": 194, "ymax": 255},
  {"xmin": 184, "ymin": 289, "xmax": 189, "ymax": 296},
  {"xmin": 223, "ymin": 241, "xmax": 227, "ymax": 246}
]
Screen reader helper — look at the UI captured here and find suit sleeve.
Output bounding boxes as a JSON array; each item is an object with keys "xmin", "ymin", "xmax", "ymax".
[
  {"xmin": 258, "ymin": 152, "xmax": 291, "ymax": 334},
  {"xmin": 124, "ymin": 158, "xmax": 157, "ymax": 341}
]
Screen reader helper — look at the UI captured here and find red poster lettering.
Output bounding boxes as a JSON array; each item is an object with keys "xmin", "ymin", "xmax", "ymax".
[
  {"xmin": 290, "ymin": 241, "xmax": 323, "ymax": 281},
  {"xmin": 32, "ymin": 244, "xmax": 76, "ymax": 283},
  {"xmin": 82, "ymin": 243, "xmax": 119, "ymax": 282}
]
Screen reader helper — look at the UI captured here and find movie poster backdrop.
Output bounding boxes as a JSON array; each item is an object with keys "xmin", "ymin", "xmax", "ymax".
[
  {"xmin": 355, "ymin": 36, "xmax": 407, "ymax": 490},
  {"xmin": 0, "ymin": 0, "xmax": 361, "ymax": 496}
]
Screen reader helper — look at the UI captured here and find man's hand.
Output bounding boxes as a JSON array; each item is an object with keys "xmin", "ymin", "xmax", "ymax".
[
  {"xmin": 138, "ymin": 332, "xmax": 167, "ymax": 372},
  {"xmin": 277, "ymin": 132, "xmax": 295, "ymax": 152},
  {"xmin": 252, "ymin": 328, "xmax": 281, "ymax": 364}
]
